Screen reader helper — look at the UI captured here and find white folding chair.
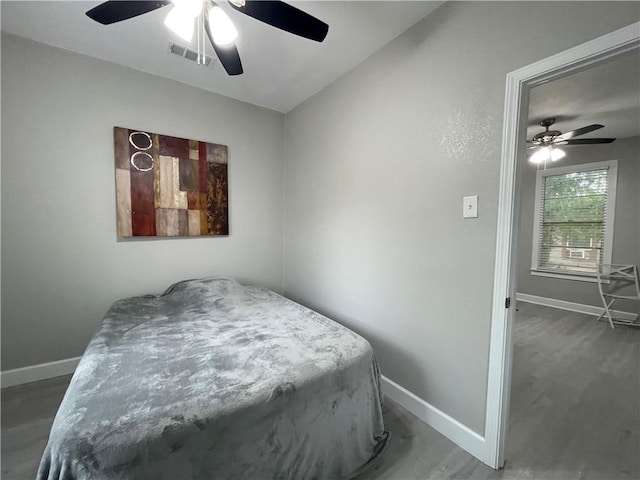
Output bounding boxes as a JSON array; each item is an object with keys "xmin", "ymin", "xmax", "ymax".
[{"xmin": 596, "ymin": 264, "xmax": 640, "ymax": 329}]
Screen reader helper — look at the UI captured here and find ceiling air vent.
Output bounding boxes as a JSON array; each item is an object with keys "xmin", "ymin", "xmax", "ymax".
[{"xmin": 168, "ymin": 43, "xmax": 213, "ymax": 66}]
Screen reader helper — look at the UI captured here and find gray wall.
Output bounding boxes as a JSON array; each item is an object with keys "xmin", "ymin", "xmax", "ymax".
[
  {"xmin": 517, "ymin": 136, "xmax": 640, "ymax": 311},
  {"xmin": 283, "ymin": 2, "xmax": 640, "ymax": 435},
  {"xmin": 1, "ymin": 34, "xmax": 285, "ymax": 370}
]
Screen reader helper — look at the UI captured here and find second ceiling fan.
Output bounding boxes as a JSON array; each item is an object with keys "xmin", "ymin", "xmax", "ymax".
[
  {"xmin": 86, "ymin": 0, "xmax": 329, "ymax": 76},
  {"xmin": 527, "ymin": 117, "xmax": 616, "ymax": 164}
]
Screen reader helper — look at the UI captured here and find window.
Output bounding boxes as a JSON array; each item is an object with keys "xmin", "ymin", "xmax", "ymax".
[{"xmin": 531, "ymin": 160, "xmax": 618, "ymax": 282}]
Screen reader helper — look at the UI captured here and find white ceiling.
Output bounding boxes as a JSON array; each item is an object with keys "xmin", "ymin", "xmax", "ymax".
[
  {"xmin": 527, "ymin": 48, "xmax": 640, "ymax": 142},
  {"xmin": 4, "ymin": 2, "xmax": 637, "ymax": 124},
  {"xmin": 1, "ymin": 0, "xmax": 444, "ymax": 112}
]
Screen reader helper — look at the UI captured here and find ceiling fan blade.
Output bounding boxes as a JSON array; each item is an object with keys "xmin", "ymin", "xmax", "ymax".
[
  {"xmin": 229, "ymin": 1, "xmax": 328, "ymax": 42},
  {"xmin": 211, "ymin": 43, "xmax": 244, "ymax": 76},
  {"xmin": 563, "ymin": 138, "xmax": 616, "ymax": 145},
  {"xmin": 555, "ymin": 124, "xmax": 604, "ymax": 141},
  {"xmin": 204, "ymin": 12, "xmax": 243, "ymax": 75},
  {"xmin": 86, "ymin": 1, "xmax": 171, "ymax": 24}
]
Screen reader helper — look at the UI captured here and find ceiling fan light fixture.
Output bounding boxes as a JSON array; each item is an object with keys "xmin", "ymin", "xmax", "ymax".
[
  {"xmin": 550, "ymin": 147, "xmax": 566, "ymax": 162},
  {"xmin": 208, "ymin": 4, "xmax": 238, "ymax": 46},
  {"xmin": 530, "ymin": 147, "xmax": 549, "ymax": 165},
  {"xmin": 529, "ymin": 146, "xmax": 565, "ymax": 165},
  {"xmin": 164, "ymin": 7, "xmax": 195, "ymax": 42}
]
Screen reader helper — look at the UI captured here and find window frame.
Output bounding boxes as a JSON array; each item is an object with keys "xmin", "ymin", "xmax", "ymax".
[{"xmin": 530, "ymin": 159, "xmax": 618, "ymax": 283}]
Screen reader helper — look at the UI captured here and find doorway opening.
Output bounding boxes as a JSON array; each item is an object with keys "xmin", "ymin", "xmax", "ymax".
[{"xmin": 484, "ymin": 22, "xmax": 640, "ymax": 469}]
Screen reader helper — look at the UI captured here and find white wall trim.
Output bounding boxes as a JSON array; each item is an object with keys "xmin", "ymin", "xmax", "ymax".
[
  {"xmin": 1, "ymin": 357, "xmax": 81, "ymax": 389},
  {"xmin": 381, "ymin": 375, "xmax": 487, "ymax": 463},
  {"xmin": 516, "ymin": 293, "xmax": 638, "ymax": 322},
  {"xmin": 487, "ymin": 21, "xmax": 640, "ymax": 469},
  {"xmin": 529, "ymin": 270, "xmax": 599, "ymax": 283}
]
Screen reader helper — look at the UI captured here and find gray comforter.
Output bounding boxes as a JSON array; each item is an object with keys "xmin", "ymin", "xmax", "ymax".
[{"xmin": 37, "ymin": 277, "xmax": 388, "ymax": 479}]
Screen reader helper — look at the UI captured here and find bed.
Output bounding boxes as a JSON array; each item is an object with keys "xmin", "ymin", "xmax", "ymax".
[{"xmin": 37, "ymin": 277, "xmax": 388, "ymax": 479}]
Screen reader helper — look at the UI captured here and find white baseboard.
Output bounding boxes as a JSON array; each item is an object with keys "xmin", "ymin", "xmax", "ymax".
[
  {"xmin": 1, "ymin": 357, "xmax": 81, "ymax": 389},
  {"xmin": 381, "ymin": 375, "xmax": 487, "ymax": 464},
  {"xmin": 516, "ymin": 293, "xmax": 638, "ymax": 322}
]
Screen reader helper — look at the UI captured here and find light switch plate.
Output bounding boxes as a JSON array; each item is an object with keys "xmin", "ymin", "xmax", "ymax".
[{"xmin": 463, "ymin": 195, "xmax": 478, "ymax": 218}]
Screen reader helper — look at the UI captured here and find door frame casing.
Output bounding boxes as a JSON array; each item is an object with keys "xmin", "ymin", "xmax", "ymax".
[{"xmin": 484, "ymin": 22, "xmax": 640, "ymax": 469}]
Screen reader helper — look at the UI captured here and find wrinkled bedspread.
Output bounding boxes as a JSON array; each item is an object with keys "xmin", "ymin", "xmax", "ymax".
[{"xmin": 37, "ymin": 277, "xmax": 388, "ymax": 480}]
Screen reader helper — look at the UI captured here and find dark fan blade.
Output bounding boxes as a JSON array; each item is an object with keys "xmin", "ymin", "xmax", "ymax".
[
  {"xmin": 204, "ymin": 11, "xmax": 243, "ymax": 75},
  {"xmin": 210, "ymin": 43, "xmax": 243, "ymax": 76},
  {"xmin": 229, "ymin": 1, "xmax": 328, "ymax": 42},
  {"xmin": 86, "ymin": 1, "xmax": 170, "ymax": 25},
  {"xmin": 555, "ymin": 124, "xmax": 604, "ymax": 141},
  {"xmin": 563, "ymin": 138, "xmax": 616, "ymax": 145}
]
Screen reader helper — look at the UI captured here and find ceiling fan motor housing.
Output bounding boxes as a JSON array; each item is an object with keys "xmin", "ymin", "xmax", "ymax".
[
  {"xmin": 533, "ymin": 130, "xmax": 562, "ymax": 143},
  {"xmin": 532, "ymin": 117, "xmax": 561, "ymax": 144}
]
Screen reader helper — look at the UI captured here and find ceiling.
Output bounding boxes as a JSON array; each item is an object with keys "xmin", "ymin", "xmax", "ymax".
[
  {"xmin": 3, "ymin": 2, "xmax": 637, "ymax": 124},
  {"xmin": 0, "ymin": 0, "xmax": 444, "ymax": 113},
  {"xmin": 527, "ymin": 48, "xmax": 640, "ymax": 143}
]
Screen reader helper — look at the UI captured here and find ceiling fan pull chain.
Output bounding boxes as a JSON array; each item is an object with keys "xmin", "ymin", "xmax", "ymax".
[
  {"xmin": 199, "ymin": 7, "xmax": 204, "ymax": 64},
  {"xmin": 202, "ymin": 9, "xmax": 206, "ymax": 65},
  {"xmin": 197, "ymin": 6, "xmax": 201, "ymax": 64},
  {"xmin": 194, "ymin": 3, "xmax": 202, "ymax": 65}
]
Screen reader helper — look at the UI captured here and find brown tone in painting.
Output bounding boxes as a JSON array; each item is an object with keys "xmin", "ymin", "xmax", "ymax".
[
  {"xmin": 206, "ymin": 163, "xmax": 229, "ymax": 235},
  {"xmin": 113, "ymin": 127, "xmax": 229, "ymax": 237}
]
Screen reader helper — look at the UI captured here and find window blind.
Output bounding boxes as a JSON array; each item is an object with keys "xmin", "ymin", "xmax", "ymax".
[{"xmin": 536, "ymin": 167, "xmax": 610, "ymax": 275}]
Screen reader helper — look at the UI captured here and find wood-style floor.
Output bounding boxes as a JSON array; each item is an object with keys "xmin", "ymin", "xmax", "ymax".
[{"xmin": 2, "ymin": 303, "xmax": 639, "ymax": 479}]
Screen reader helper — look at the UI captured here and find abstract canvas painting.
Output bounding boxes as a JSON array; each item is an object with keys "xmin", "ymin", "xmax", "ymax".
[{"xmin": 114, "ymin": 127, "xmax": 229, "ymax": 237}]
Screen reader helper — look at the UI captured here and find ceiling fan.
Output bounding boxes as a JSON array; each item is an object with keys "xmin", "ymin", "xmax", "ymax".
[
  {"xmin": 527, "ymin": 117, "xmax": 616, "ymax": 164},
  {"xmin": 86, "ymin": 0, "xmax": 329, "ymax": 76}
]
